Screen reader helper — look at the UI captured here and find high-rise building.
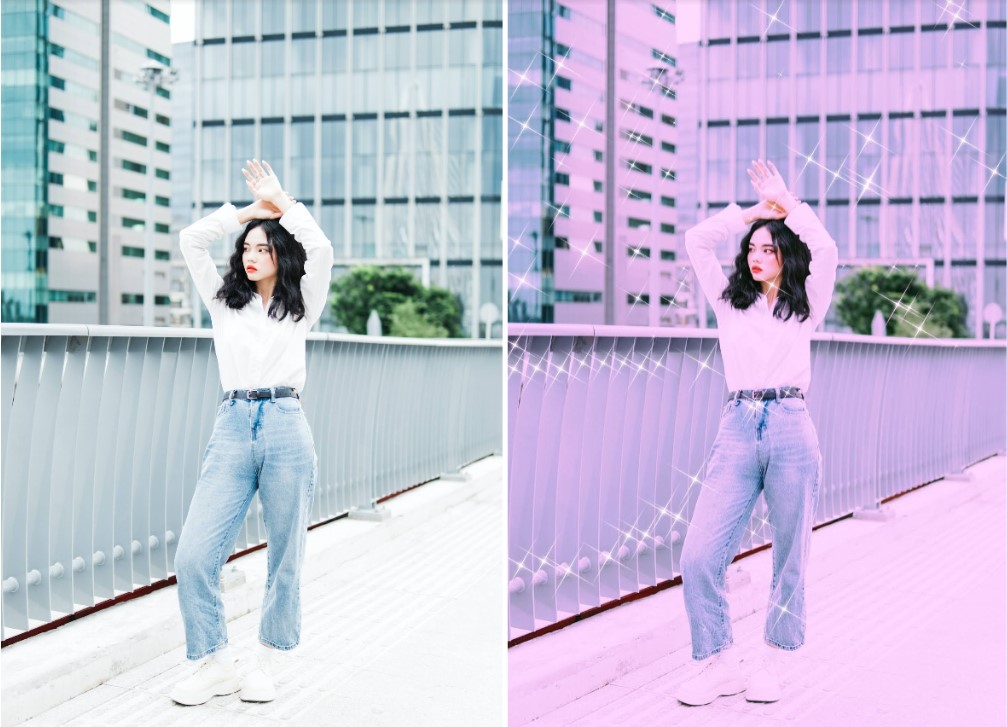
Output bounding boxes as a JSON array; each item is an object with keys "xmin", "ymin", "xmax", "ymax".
[
  {"xmin": 1, "ymin": 0, "xmax": 175, "ymax": 324},
  {"xmin": 179, "ymin": 0, "xmax": 504, "ymax": 337},
  {"xmin": 691, "ymin": 0, "xmax": 1006, "ymax": 336},
  {"xmin": 508, "ymin": 0, "xmax": 686, "ymax": 326}
]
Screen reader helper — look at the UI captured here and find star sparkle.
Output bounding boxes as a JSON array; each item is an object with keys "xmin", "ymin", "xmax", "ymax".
[
  {"xmin": 933, "ymin": 0, "xmax": 978, "ymax": 32},
  {"xmin": 755, "ymin": 0, "xmax": 793, "ymax": 34}
]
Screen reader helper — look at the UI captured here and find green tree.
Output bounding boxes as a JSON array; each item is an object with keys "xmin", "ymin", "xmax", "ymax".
[
  {"xmin": 416, "ymin": 286, "xmax": 463, "ymax": 338},
  {"xmin": 330, "ymin": 266, "xmax": 464, "ymax": 337},
  {"xmin": 390, "ymin": 300, "xmax": 449, "ymax": 338},
  {"xmin": 834, "ymin": 267, "xmax": 969, "ymax": 338}
]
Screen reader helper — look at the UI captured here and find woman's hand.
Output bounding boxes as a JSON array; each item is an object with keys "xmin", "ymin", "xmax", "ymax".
[
  {"xmin": 236, "ymin": 199, "xmax": 283, "ymax": 224},
  {"xmin": 747, "ymin": 159, "xmax": 800, "ymax": 215},
  {"xmin": 242, "ymin": 159, "xmax": 293, "ymax": 215},
  {"xmin": 742, "ymin": 199, "xmax": 788, "ymax": 225}
]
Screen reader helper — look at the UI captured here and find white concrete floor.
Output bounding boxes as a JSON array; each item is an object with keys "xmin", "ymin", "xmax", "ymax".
[
  {"xmin": 511, "ymin": 455, "xmax": 1006, "ymax": 726},
  {"xmin": 11, "ymin": 457, "xmax": 505, "ymax": 727}
]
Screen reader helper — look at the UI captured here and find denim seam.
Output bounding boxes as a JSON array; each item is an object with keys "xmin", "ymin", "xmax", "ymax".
[
  {"xmin": 206, "ymin": 484, "xmax": 258, "ymax": 653},
  {"xmin": 711, "ymin": 485, "xmax": 762, "ymax": 654}
]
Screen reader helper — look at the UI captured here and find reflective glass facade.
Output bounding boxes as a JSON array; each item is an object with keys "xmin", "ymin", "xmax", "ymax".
[
  {"xmin": 508, "ymin": 0, "xmax": 684, "ymax": 326},
  {"xmin": 1, "ymin": 0, "xmax": 48, "ymax": 322},
  {"xmin": 185, "ymin": 0, "xmax": 504, "ymax": 337},
  {"xmin": 693, "ymin": 0, "xmax": 1006, "ymax": 336},
  {"xmin": 1, "ymin": 0, "xmax": 174, "ymax": 324}
]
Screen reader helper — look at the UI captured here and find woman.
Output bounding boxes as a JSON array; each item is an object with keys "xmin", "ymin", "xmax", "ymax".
[
  {"xmin": 170, "ymin": 160, "xmax": 334, "ymax": 706},
  {"xmin": 675, "ymin": 160, "xmax": 838, "ymax": 706}
]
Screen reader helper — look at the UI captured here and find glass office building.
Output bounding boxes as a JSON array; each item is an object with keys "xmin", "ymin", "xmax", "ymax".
[
  {"xmin": 1, "ymin": 0, "xmax": 175, "ymax": 324},
  {"xmin": 508, "ymin": 0, "xmax": 685, "ymax": 326},
  {"xmin": 692, "ymin": 0, "xmax": 1006, "ymax": 336},
  {"xmin": 181, "ymin": 0, "xmax": 504, "ymax": 336}
]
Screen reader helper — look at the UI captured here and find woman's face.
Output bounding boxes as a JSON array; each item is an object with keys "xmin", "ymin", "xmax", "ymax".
[
  {"xmin": 747, "ymin": 226, "xmax": 783, "ymax": 289},
  {"xmin": 242, "ymin": 227, "xmax": 278, "ymax": 286}
]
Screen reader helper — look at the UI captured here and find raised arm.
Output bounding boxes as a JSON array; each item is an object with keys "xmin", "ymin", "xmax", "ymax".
[
  {"xmin": 179, "ymin": 198, "xmax": 286, "ymax": 310},
  {"xmin": 179, "ymin": 205, "xmax": 241, "ymax": 310},
  {"xmin": 278, "ymin": 203, "xmax": 334, "ymax": 326},
  {"xmin": 244, "ymin": 160, "xmax": 334, "ymax": 325},
  {"xmin": 749, "ymin": 160, "xmax": 838, "ymax": 324},
  {"xmin": 684, "ymin": 205, "xmax": 749, "ymax": 309},
  {"xmin": 783, "ymin": 203, "xmax": 839, "ymax": 326}
]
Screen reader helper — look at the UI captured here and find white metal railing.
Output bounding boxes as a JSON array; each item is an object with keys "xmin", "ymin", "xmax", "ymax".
[
  {"xmin": 507, "ymin": 325, "xmax": 1006, "ymax": 638},
  {"xmin": 1, "ymin": 324, "xmax": 502, "ymax": 638}
]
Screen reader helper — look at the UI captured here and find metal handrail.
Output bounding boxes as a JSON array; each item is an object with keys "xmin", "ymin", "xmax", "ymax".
[
  {"xmin": 507, "ymin": 328, "xmax": 1006, "ymax": 637},
  {"xmin": 1, "ymin": 324, "xmax": 502, "ymax": 638}
]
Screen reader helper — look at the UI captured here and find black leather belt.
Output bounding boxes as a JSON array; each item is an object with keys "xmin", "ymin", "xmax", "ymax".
[
  {"xmin": 728, "ymin": 386, "xmax": 804, "ymax": 402},
  {"xmin": 223, "ymin": 387, "xmax": 299, "ymax": 401}
]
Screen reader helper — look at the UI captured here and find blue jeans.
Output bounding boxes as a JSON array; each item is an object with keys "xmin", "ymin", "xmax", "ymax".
[
  {"xmin": 174, "ymin": 396, "xmax": 317, "ymax": 660},
  {"xmin": 680, "ymin": 396, "xmax": 823, "ymax": 661}
]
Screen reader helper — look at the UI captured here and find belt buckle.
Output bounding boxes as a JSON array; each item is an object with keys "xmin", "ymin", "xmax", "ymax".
[
  {"xmin": 752, "ymin": 389, "xmax": 765, "ymax": 402},
  {"xmin": 247, "ymin": 389, "xmax": 259, "ymax": 400}
]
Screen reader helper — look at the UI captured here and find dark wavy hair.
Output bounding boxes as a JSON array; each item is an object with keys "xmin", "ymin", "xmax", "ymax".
[
  {"xmin": 214, "ymin": 219, "xmax": 307, "ymax": 322},
  {"xmin": 719, "ymin": 218, "xmax": 812, "ymax": 323}
]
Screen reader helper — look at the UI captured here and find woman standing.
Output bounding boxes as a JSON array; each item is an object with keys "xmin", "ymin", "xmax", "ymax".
[
  {"xmin": 675, "ymin": 161, "xmax": 838, "ymax": 706},
  {"xmin": 170, "ymin": 160, "xmax": 334, "ymax": 706}
]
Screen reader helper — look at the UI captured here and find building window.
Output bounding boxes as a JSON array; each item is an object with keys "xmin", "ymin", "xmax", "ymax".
[
  {"xmin": 622, "ymin": 100, "xmax": 654, "ymax": 118},
  {"xmin": 554, "ymin": 290, "xmax": 602, "ymax": 303},
  {"xmin": 556, "ymin": 172, "xmax": 570, "ymax": 185},
  {"xmin": 660, "ymin": 196, "xmax": 675, "ymax": 207},
  {"xmin": 555, "ymin": 75, "xmax": 572, "ymax": 90},
  {"xmin": 661, "ymin": 114, "xmax": 676, "ymax": 127},
  {"xmin": 652, "ymin": 4, "xmax": 675, "ymax": 23},
  {"xmin": 660, "ymin": 250, "xmax": 676, "ymax": 260},
  {"xmin": 628, "ymin": 217, "xmax": 651, "ymax": 229},
  {"xmin": 660, "ymin": 167, "xmax": 676, "ymax": 180},
  {"xmin": 660, "ymin": 223, "xmax": 676, "ymax": 234},
  {"xmin": 652, "ymin": 49, "xmax": 676, "ymax": 67},
  {"xmin": 624, "ymin": 188, "xmax": 652, "ymax": 201},
  {"xmin": 118, "ymin": 130, "xmax": 147, "ymax": 146},
  {"xmin": 49, "ymin": 290, "xmax": 97, "ymax": 303},
  {"xmin": 628, "ymin": 246, "xmax": 651, "ymax": 258},
  {"xmin": 593, "ymin": 210, "xmax": 603, "ymax": 222},
  {"xmin": 625, "ymin": 159, "xmax": 652, "ymax": 174},
  {"xmin": 627, "ymin": 292, "xmax": 650, "ymax": 304},
  {"xmin": 622, "ymin": 129, "xmax": 654, "ymax": 146}
]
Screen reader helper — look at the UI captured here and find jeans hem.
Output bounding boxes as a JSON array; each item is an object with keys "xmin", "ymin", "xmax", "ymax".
[
  {"xmin": 259, "ymin": 637, "xmax": 299, "ymax": 651},
  {"xmin": 692, "ymin": 639, "xmax": 734, "ymax": 662},
  {"xmin": 766, "ymin": 638, "xmax": 803, "ymax": 651},
  {"xmin": 187, "ymin": 639, "xmax": 229, "ymax": 661}
]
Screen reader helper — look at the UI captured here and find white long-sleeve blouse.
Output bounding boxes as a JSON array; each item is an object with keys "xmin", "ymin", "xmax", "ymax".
[
  {"xmin": 684, "ymin": 202, "xmax": 839, "ymax": 394},
  {"xmin": 179, "ymin": 202, "xmax": 334, "ymax": 392}
]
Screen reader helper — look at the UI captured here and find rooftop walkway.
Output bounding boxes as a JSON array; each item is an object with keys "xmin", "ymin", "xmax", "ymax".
[
  {"xmin": 510, "ymin": 454, "xmax": 1005, "ymax": 726},
  {"xmin": 3, "ymin": 456, "xmax": 504, "ymax": 727}
]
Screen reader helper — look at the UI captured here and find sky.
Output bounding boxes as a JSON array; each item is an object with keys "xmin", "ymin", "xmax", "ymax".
[
  {"xmin": 170, "ymin": 0, "xmax": 701, "ymax": 45},
  {"xmin": 170, "ymin": 0, "xmax": 194, "ymax": 43}
]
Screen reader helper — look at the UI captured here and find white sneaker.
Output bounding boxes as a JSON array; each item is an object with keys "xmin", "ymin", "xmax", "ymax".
[
  {"xmin": 170, "ymin": 654, "xmax": 240, "ymax": 706},
  {"xmin": 675, "ymin": 650, "xmax": 746, "ymax": 706},
  {"xmin": 745, "ymin": 647, "xmax": 782, "ymax": 702},
  {"xmin": 239, "ymin": 649, "xmax": 277, "ymax": 702}
]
